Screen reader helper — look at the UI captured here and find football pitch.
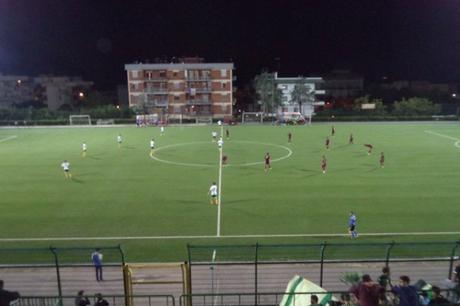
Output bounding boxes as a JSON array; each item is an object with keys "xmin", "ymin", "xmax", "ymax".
[{"xmin": 0, "ymin": 122, "xmax": 459, "ymax": 262}]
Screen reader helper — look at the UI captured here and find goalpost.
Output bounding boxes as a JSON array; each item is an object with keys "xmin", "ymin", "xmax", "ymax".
[
  {"xmin": 69, "ymin": 115, "xmax": 92, "ymax": 126},
  {"xmin": 242, "ymin": 112, "xmax": 264, "ymax": 123},
  {"xmin": 195, "ymin": 116, "xmax": 213, "ymax": 125}
]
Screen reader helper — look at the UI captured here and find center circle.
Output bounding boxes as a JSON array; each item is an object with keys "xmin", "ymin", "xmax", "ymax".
[{"xmin": 150, "ymin": 141, "xmax": 292, "ymax": 167}]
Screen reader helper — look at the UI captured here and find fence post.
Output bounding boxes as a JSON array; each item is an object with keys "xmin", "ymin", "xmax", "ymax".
[
  {"xmin": 319, "ymin": 242, "xmax": 327, "ymax": 287},
  {"xmin": 186, "ymin": 244, "xmax": 192, "ymax": 306},
  {"xmin": 118, "ymin": 244, "xmax": 126, "ymax": 265},
  {"xmin": 49, "ymin": 246, "xmax": 63, "ymax": 306},
  {"xmin": 254, "ymin": 243, "xmax": 259, "ymax": 306},
  {"xmin": 448, "ymin": 241, "xmax": 460, "ymax": 280},
  {"xmin": 385, "ymin": 241, "xmax": 395, "ymax": 267}
]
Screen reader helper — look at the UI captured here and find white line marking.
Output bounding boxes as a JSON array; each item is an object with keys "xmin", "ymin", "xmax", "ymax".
[
  {"xmin": 149, "ymin": 141, "xmax": 293, "ymax": 167},
  {"xmin": 1, "ymin": 231, "xmax": 460, "ymax": 242},
  {"xmin": 424, "ymin": 130, "xmax": 460, "ymax": 141},
  {"xmin": 217, "ymin": 126, "xmax": 223, "ymax": 237},
  {"xmin": 0, "ymin": 135, "xmax": 17, "ymax": 143}
]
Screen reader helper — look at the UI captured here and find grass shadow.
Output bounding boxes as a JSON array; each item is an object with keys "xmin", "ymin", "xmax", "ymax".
[{"xmin": 71, "ymin": 177, "xmax": 84, "ymax": 184}]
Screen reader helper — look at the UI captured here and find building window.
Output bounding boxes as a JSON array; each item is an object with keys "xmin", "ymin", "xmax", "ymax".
[
  {"xmin": 173, "ymin": 71, "xmax": 178, "ymax": 77},
  {"xmin": 159, "ymin": 71, "xmax": 166, "ymax": 78},
  {"xmin": 174, "ymin": 95, "xmax": 180, "ymax": 101},
  {"xmin": 222, "ymin": 82, "xmax": 227, "ymax": 89},
  {"xmin": 132, "ymin": 70, "xmax": 139, "ymax": 78},
  {"xmin": 220, "ymin": 69, "xmax": 226, "ymax": 78},
  {"xmin": 174, "ymin": 82, "xmax": 180, "ymax": 90}
]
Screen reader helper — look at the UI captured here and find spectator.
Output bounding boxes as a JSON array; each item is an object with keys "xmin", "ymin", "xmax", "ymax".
[
  {"xmin": 75, "ymin": 290, "xmax": 90, "ymax": 306},
  {"xmin": 349, "ymin": 274, "xmax": 381, "ymax": 306},
  {"xmin": 429, "ymin": 286, "xmax": 449, "ymax": 305},
  {"xmin": 377, "ymin": 287, "xmax": 392, "ymax": 306},
  {"xmin": 419, "ymin": 291, "xmax": 430, "ymax": 306},
  {"xmin": 391, "ymin": 275, "xmax": 419, "ymax": 306},
  {"xmin": 94, "ymin": 294, "xmax": 109, "ymax": 306},
  {"xmin": 341, "ymin": 293, "xmax": 358, "ymax": 306},
  {"xmin": 454, "ymin": 264, "xmax": 460, "ymax": 283},
  {"xmin": 0, "ymin": 280, "xmax": 20, "ymax": 306},
  {"xmin": 378, "ymin": 266, "xmax": 391, "ymax": 290},
  {"xmin": 91, "ymin": 248, "xmax": 103, "ymax": 282},
  {"xmin": 309, "ymin": 294, "xmax": 321, "ymax": 306}
]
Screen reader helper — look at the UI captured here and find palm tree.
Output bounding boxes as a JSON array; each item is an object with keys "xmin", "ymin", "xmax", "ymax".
[
  {"xmin": 253, "ymin": 71, "xmax": 282, "ymax": 114},
  {"xmin": 290, "ymin": 78, "xmax": 315, "ymax": 114}
]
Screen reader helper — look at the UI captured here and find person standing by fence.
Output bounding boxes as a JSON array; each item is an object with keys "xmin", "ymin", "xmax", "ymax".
[
  {"xmin": 91, "ymin": 248, "xmax": 103, "ymax": 282},
  {"xmin": 0, "ymin": 280, "xmax": 20, "ymax": 306}
]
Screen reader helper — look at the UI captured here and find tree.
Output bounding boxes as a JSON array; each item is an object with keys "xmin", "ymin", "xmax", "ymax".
[
  {"xmin": 290, "ymin": 78, "xmax": 315, "ymax": 114},
  {"xmin": 253, "ymin": 71, "xmax": 282, "ymax": 113},
  {"xmin": 393, "ymin": 97, "xmax": 441, "ymax": 116}
]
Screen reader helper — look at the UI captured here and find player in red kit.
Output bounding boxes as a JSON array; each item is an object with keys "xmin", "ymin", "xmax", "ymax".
[
  {"xmin": 325, "ymin": 137, "xmax": 330, "ymax": 150},
  {"xmin": 349, "ymin": 133, "xmax": 354, "ymax": 144},
  {"xmin": 288, "ymin": 132, "xmax": 292, "ymax": 143},
  {"xmin": 331, "ymin": 126, "xmax": 335, "ymax": 136},
  {"xmin": 222, "ymin": 155, "xmax": 228, "ymax": 165},
  {"xmin": 264, "ymin": 152, "xmax": 271, "ymax": 172},
  {"xmin": 380, "ymin": 152, "xmax": 385, "ymax": 168},
  {"xmin": 226, "ymin": 129, "xmax": 230, "ymax": 140},
  {"xmin": 364, "ymin": 144, "xmax": 373, "ymax": 155},
  {"xmin": 321, "ymin": 155, "xmax": 327, "ymax": 174}
]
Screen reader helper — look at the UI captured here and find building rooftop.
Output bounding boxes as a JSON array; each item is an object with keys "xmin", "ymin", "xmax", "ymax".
[{"xmin": 125, "ymin": 63, "xmax": 234, "ymax": 70}]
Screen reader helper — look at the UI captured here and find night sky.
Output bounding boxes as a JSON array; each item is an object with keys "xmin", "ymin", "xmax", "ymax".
[{"xmin": 1, "ymin": 0, "xmax": 460, "ymax": 89}]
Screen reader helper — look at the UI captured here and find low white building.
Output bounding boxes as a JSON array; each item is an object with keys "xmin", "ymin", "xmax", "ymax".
[{"xmin": 274, "ymin": 72, "xmax": 325, "ymax": 118}]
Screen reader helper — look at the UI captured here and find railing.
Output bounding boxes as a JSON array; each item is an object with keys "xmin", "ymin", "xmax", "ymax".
[
  {"xmin": 179, "ymin": 290, "xmax": 460, "ymax": 306},
  {"xmin": 17, "ymin": 295, "xmax": 175, "ymax": 306},
  {"xmin": 187, "ymin": 77, "xmax": 211, "ymax": 81},
  {"xmin": 144, "ymin": 88, "xmax": 168, "ymax": 94},
  {"xmin": 146, "ymin": 100, "xmax": 169, "ymax": 107},
  {"xmin": 187, "ymin": 241, "xmax": 460, "ymax": 297},
  {"xmin": 186, "ymin": 99, "xmax": 212, "ymax": 105},
  {"xmin": 145, "ymin": 77, "xmax": 168, "ymax": 82}
]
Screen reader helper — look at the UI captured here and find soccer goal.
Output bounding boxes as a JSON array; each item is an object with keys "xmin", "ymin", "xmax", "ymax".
[
  {"xmin": 195, "ymin": 116, "xmax": 213, "ymax": 125},
  {"xmin": 69, "ymin": 115, "xmax": 92, "ymax": 126},
  {"xmin": 96, "ymin": 118, "xmax": 115, "ymax": 125},
  {"xmin": 242, "ymin": 112, "xmax": 264, "ymax": 123}
]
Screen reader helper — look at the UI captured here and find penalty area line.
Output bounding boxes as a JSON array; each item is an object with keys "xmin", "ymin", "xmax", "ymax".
[
  {"xmin": 1, "ymin": 231, "xmax": 460, "ymax": 242},
  {"xmin": 0, "ymin": 135, "xmax": 18, "ymax": 143}
]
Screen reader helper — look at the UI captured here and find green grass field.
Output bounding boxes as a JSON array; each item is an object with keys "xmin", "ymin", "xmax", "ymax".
[{"xmin": 0, "ymin": 122, "xmax": 459, "ymax": 262}]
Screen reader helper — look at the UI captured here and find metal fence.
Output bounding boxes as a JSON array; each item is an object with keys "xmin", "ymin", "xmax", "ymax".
[
  {"xmin": 16, "ymin": 295, "xmax": 175, "ymax": 306},
  {"xmin": 187, "ymin": 241, "xmax": 460, "ymax": 296},
  {"xmin": 0, "ymin": 246, "xmax": 125, "ymax": 301}
]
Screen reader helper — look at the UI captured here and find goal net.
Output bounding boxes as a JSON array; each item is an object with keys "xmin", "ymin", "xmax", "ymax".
[
  {"xmin": 195, "ymin": 117, "xmax": 213, "ymax": 125},
  {"xmin": 96, "ymin": 118, "xmax": 115, "ymax": 125},
  {"xmin": 242, "ymin": 112, "xmax": 264, "ymax": 123},
  {"xmin": 69, "ymin": 115, "xmax": 91, "ymax": 126}
]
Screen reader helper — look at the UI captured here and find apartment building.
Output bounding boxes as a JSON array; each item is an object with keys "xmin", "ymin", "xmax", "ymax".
[{"xmin": 124, "ymin": 62, "xmax": 234, "ymax": 120}]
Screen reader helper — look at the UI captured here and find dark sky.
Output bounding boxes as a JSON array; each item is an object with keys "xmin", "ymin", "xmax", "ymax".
[{"xmin": 1, "ymin": 0, "xmax": 460, "ymax": 89}]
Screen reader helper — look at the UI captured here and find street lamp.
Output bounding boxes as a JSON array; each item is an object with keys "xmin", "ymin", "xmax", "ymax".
[
  {"xmin": 78, "ymin": 92, "xmax": 85, "ymax": 98},
  {"xmin": 452, "ymin": 93, "xmax": 457, "ymax": 98}
]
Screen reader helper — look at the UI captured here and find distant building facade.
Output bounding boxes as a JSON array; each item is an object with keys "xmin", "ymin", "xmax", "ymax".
[
  {"xmin": 381, "ymin": 80, "xmax": 457, "ymax": 96},
  {"xmin": 274, "ymin": 72, "xmax": 325, "ymax": 117},
  {"xmin": 322, "ymin": 70, "xmax": 364, "ymax": 99},
  {"xmin": 34, "ymin": 76, "xmax": 93, "ymax": 110},
  {"xmin": 0, "ymin": 74, "xmax": 93, "ymax": 110},
  {"xmin": 124, "ymin": 61, "xmax": 234, "ymax": 120},
  {"xmin": 0, "ymin": 74, "xmax": 34, "ymax": 108}
]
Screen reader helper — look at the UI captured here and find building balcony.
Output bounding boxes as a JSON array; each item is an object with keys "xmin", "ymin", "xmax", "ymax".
[
  {"xmin": 144, "ymin": 77, "xmax": 168, "ymax": 82},
  {"xmin": 144, "ymin": 88, "xmax": 168, "ymax": 94},
  {"xmin": 186, "ymin": 76, "xmax": 211, "ymax": 81},
  {"xmin": 190, "ymin": 88, "xmax": 211, "ymax": 93},
  {"xmin": 186, "ymin": 99, "xmax": 212, "ymax": 105}
]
